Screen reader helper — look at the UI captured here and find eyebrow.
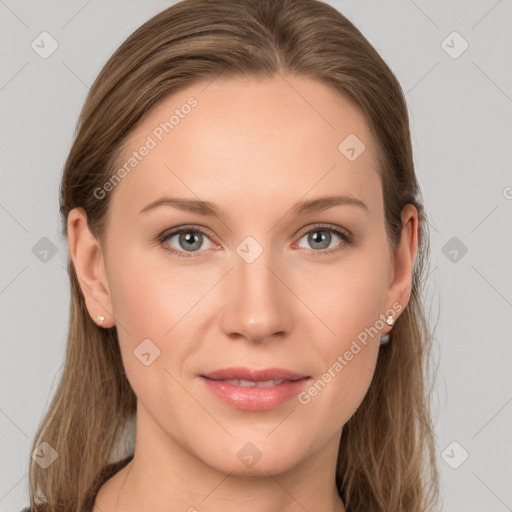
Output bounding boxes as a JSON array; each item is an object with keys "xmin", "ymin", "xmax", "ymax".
[{"xmin": 139, "ymin": 194, "xmax": 369, "ymax": 217}]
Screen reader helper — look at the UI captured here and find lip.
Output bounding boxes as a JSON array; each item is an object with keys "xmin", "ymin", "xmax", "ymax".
[
  {"xmin": 201, "ymin": 367, "xmax": 308, "ymax": 382},
  {"xmin": 199, "ymin": 367, "xmax": 311, "ymax": 411}
]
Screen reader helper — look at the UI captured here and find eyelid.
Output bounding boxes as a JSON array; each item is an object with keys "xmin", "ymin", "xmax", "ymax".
[
  {"xmin": 160, "ymin": 223, "xmax": 217, "ymax": 239},
  {"xmin": 294, "ymin": 222, "xmax": 352, "ymax": 240}
]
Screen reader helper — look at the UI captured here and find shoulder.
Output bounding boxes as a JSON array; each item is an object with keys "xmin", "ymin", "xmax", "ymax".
[
  {"xmin": 19, "ymin": 455, "xmax": 133, "ymax": 512},
  {"xmin": 93, "ymin": 454, "xmax": 134, "ymax": 510}
]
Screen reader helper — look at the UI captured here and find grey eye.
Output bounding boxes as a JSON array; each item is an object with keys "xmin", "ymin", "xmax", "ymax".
[
  {"xmin": 164, "ymin": 229, "xmax": 214, "ymax": 252},
  {"xmin": 297, "ymin": 228, "xmax": 343, "ymax": 251}
]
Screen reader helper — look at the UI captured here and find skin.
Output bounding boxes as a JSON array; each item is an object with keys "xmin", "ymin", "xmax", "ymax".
[{"xmin": 68, "ymin": 74, "xmax": 418, "ymax": 512}]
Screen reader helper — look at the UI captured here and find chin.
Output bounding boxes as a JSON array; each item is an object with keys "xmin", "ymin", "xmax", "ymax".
[{"xmin": 192, "ymin": 439, "xmax": 305, "ymax": 476}]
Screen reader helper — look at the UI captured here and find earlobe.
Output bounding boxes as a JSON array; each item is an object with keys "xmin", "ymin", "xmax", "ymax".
[{"xmin": 67, "ymin": 207, "xmax": 115, "ymax": 328}]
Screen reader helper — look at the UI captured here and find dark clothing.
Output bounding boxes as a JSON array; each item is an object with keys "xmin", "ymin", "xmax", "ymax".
[{"xmin": 19, "ymin": 454, "xmax": 134, "ymax": 512}]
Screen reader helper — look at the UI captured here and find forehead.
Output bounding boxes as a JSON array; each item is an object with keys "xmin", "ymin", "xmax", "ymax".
[{"xmin": 109, "ymin": 74, "xmax": 382, "ymax": 218}]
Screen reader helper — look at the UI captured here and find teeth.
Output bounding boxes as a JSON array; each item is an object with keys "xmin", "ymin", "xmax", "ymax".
[{"xmin": 223, "ymin": 379, "xmax": 286, "ymax": 387}]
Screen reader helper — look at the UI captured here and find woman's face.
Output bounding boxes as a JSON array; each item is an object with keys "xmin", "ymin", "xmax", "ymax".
[{"xmin": 72, "ymin": 74, "xmax": 417, "ymax": 477}]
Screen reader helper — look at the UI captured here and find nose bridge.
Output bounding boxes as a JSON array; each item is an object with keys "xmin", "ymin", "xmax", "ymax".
[{"xmin": 220, "ymin": 237, "xmax": 291, "ymax": 341}]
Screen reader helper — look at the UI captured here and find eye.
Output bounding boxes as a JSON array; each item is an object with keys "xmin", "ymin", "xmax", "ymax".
[
  {"xmin": 294, "ymin": 224, "xmax": 353, "ymax": 256},
  {"xmin": 157, "ymin": 223, "xmax": 354, "ymax": 258},
  {"xmin": 157, "ymin": 226, "xmax": 216, "ymax": 257}
]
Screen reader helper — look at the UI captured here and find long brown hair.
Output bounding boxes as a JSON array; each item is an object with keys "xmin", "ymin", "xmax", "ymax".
[{"xmin": 28, "ymin": 1, "xmax": 440, "ymax": 510}]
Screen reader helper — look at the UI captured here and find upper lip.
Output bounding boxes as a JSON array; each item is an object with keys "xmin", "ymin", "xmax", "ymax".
[{"xmin": 201, "ymin": 367, "xmax": 309, "ymax": 382}]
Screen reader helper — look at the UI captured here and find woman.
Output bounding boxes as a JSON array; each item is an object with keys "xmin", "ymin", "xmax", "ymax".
[{"xmin": 24, "ymin": 0, "xmax": 439, "ymax": 510}]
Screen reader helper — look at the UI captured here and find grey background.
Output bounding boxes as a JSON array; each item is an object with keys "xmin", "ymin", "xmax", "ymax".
[{"xmin": 1, "ymin": 1, "xmax": 511, "ymax": 511}]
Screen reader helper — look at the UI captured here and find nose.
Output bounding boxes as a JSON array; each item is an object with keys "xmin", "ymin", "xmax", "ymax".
[{"xmin": 219, "ymin": 246, "xmax": 293, "ymax": 344}]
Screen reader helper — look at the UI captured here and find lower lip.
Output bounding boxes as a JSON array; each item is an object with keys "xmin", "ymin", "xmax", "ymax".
[{"xmin": 200, "ymin": 376, "xmax": 310, "ymax": 411}]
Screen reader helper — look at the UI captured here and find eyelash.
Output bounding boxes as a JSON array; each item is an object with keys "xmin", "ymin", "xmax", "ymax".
[{"xmin": 156, "ymin": 223, "xmax": 354, "ymax": 258}]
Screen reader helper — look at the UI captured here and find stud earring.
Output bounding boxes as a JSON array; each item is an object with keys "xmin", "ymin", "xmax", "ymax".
[
  {"xmin": 97, "ymin": 315, "xmax": 105, "ymax": 326},
  {"xmin": 380, "ymin": 313, "xmax": 396, "ymax": 346}
]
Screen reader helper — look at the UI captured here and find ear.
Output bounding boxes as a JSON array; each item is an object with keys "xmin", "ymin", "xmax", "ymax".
[
  {"xmin": 67, "ymin": 207, "xmax": 115, "ymax": 328},
  {"xmin": 383, "ymin": 203, "xmax": 419, "ymax": 332}
]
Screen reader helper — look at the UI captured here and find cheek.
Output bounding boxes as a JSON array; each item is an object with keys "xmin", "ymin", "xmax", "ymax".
[
  {"xmin": 106, "ymin": 250, "xmax": 207, "ymax": 382},
  {"xmin": 295, "ymin": 248, "xmax": 389, "ymax": 415},
  {"xmin": 107, "ymin": 258, "xmax": 190, "ymax": 413},
  {"xmin": 297, "ymin": 245, "xmax": 390, "ymax": 348},
  {"xmin": 108, "ymin": 249, "xmax": 193, "ymax": 337}
]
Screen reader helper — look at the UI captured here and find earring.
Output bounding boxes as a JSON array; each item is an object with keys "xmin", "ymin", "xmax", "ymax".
[
  {"xmin": 97, "ymin": 315, "xmax": 105, "ymax": 326},
  {"xmin": 379, "ymin": 333, "xmax": 390, "ymax": 346},
  {"xmin": 379, "ymin": 314, "xmax": 395, "ymax": 346}
]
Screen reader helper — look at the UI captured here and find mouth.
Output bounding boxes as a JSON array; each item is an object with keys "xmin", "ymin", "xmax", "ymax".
[
  {"xmin": 199, "ymin": 374, "xmax": 311, "ymax": 411},
  {"xmin": 202, "ymin": 377, "xmax": 302, "ymax": 387},
  {"xmin": 200, "ymin": 366, "xmax": 309, "ymax": 382}
]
